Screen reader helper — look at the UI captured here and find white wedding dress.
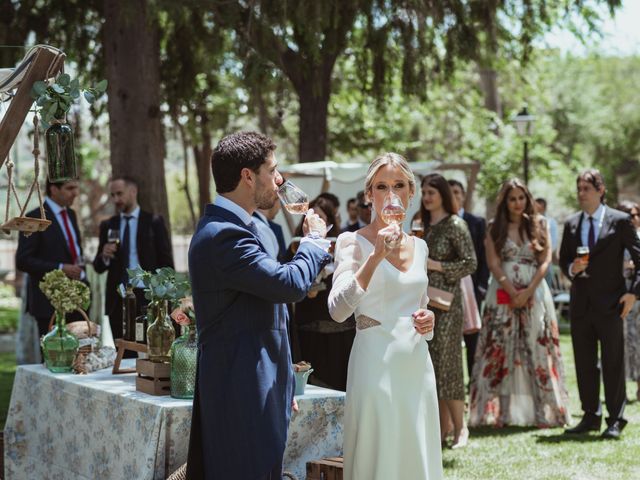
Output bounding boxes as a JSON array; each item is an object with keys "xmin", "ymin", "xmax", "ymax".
[{"xmin": 328, "ymin": 232, "xmax": 443, "ymax": 480}]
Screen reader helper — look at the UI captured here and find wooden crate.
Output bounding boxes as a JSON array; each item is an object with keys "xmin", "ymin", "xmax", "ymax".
[
  {"xmin": 135, "ymin": 358, "xmax": 170, "ymax": 396},
  {"xmin": 306, "ymin": 457, "xmax": 343, "ymax": 480}
]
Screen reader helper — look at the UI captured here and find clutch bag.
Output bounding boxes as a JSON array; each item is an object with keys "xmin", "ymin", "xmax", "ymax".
[{"xmin": 427, "ymin": 286, "xmax": 454, "ymax": 312}]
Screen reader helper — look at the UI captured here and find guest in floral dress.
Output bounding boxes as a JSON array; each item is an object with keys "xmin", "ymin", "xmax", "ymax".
[
  {"xmin": 616, "ymin": 200, "xmax": 640, "ymax": 402},
  {"xmin": 469, "ymin": 178, "xmax": 570, "ymax": 428},
  {"xmin": 421, "ymin": 173, "xmax": 477, "ymax": 448}
]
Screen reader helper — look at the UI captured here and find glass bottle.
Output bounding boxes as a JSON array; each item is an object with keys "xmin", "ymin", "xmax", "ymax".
[
  {"xmin": 123, "ymin": 286, "xmax": 137, "ymax": 342},
  {"xmin": 45, "ymin": 119, "xmax": 78, "ymax": 183},
  {"xmin": 170, "ymin": 323, "xmax": 198, "ymax": 399},
  {"xmin": 146, "ymin": 300, "xmax": 175, "ymax": 362},
  {"xmin": 42, "ymin": 311, "xmax": 80, "ymax": 373},
  {"xmin": 135, "ymin": 313, "xmax": 148, "ymax": 344}
]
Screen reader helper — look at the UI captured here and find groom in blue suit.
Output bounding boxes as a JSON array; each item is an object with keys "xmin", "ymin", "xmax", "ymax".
[{"xmin": 186, "ymin": 131, "xmax": 331, "ymax": 479}]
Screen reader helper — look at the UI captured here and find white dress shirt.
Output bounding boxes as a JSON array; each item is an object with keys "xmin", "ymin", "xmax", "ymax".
[{"xmin": 45, "ymin": 197, "xmax": 84, "ymax": 279}]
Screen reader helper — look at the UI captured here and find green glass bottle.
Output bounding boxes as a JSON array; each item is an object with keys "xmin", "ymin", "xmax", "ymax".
[
  {"xmin": 42, "ymin": 311, "xmax": 80, "ymax": 373},
  {"xmin": 170, "ymin": 324, "xmax": 198, "ymax": 399},
  {"xmin": 146, "ymin": 300, "xmax": 175, "ymax": 363}
]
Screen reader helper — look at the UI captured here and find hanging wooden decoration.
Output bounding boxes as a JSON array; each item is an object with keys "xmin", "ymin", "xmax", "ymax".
[{"xmin": 1, "ymin": 113, "xmax": 51, "ymax": 235}]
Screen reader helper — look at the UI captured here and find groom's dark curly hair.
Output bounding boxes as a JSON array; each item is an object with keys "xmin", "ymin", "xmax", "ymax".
[{"xmin": 211, "ymin": 131, "xmax": 277, "ymax": 193}]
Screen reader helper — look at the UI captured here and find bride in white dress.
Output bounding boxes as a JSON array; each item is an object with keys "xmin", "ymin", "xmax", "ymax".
[{"xmin": 328, "ymin": 153, "xmax": 443, "ymax": 480}]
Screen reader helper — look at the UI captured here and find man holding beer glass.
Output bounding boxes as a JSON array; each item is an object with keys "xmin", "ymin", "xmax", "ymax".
[{"xmin": 559, "ymin": 169, "xmax": 640, "ymax": 439}]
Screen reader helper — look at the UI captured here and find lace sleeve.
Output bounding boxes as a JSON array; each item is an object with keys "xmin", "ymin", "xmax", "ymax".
[
  {"xmin": 328, "ymin": 233, "xmax": 367, "ymax": 322},
  {"xmin": 418, "ymin": 240, "xmax": 434, "ymax": 341}
]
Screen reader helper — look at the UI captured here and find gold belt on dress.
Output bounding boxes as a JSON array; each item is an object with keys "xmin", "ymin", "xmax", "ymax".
[{"xmin": 355, "ymin": 314, "xmax": 381, "ymax": 330}]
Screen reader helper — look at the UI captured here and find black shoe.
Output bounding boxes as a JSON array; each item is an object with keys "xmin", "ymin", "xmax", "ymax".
[
  {"xmin": 601, "ymin": 419, "xmax": 627, "ymax": 439},
  {"xmin": 565, "ymin": 413, "xmax": 602, "ymax": 434}
]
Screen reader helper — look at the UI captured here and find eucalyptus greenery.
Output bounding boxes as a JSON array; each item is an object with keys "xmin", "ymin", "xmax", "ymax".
[
  {"xmin": 31, "ymin": 73, "xmax": 107, "ymax": 128},
  {"xmin": 39, "ymin": 269, "xmax": 90, "ymax": 315},
  {"xmin": 127, "ymin": 266, "xmax": 191, "ymax": 303}
]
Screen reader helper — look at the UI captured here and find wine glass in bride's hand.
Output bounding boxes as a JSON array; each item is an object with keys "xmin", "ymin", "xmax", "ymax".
[
  {"xmin": 381, "ymin": 192, "xmax": 406, "ymax": 248},
  {"xmin": 278, "ymin": 180, "xmax": 309, "ymax": 215}
]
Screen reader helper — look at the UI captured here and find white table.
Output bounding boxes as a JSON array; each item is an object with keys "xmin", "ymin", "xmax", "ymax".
[{"xmin": 3, "ymin": 362, "xmax": 344, "ymax": 479}]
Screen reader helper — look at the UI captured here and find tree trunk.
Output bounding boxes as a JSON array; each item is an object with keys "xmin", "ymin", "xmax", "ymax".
[
  {"xmin": 192, "ymin": 112, "xmax": 212, "ymax": 215},
  {"xmin": 297, "ymin": 80, "xmax": 330, "ymax": 163},
  {"xmin": 103, "ymin": 0, "xmax": 169, "ymax": 228},
  {"xmin": 478, "ymin": 68, "xmax": 502, "ymax": 118}
]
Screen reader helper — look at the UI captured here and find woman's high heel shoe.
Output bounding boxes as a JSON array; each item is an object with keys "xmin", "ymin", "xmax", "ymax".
[{"xmin": 451, "ymin": 427, "xmax": 469, "ymax": 449}]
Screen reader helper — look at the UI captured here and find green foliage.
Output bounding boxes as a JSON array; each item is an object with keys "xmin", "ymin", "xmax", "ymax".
[
  {"xmin": 127, "ymin": 266, "xmax": 191, "ymax": 303},
  {"xmin": 31, "ymin": 74, "xmax": 107, "ymax": 128},
  {"xmin": 39, "ymin": 270, "xmax": 91, "ymax": 315},
  {"xmin": 0, "ymin": 308, "xmax": 19, "ymax": 334}
]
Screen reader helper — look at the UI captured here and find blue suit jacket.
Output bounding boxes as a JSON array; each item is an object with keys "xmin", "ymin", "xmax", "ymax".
[{"xmin": 186, "ymin": 204, "xmax": 330, "ymax": 479}]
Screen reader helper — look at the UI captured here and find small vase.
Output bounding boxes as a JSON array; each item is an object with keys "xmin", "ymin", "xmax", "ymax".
[
  {"xmin": 45, "ymin": 119, "xmax": 78, "ymax": 183},
  {"xmin": 170, "ymin": 324, "xmax": 198, "ymax": 399},
  {"xmin": 42, "ymin": 311, "xmax": 80, "ymax": 373},
  {"xmin": 146, "ymin": 301, "xmax": 175, "ymax": 363}
]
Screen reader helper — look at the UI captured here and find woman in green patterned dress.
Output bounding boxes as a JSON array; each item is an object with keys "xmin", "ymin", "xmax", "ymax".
[{"xmin": 421, "ymin": 173, "xmax": 477, "ymax": 448}]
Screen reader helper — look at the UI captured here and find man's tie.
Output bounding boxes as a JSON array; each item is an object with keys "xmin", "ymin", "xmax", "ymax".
[
  {"xmin": 588, "ymin": 216, "xmax": 595, "ymax": 250},
  {"xmin": 60, "ymin": 209, "xmax": 78, "ymax": 264},
  {"xmin": 121, "ymin": 215, "xmax": 133, "ymax": 283},
  {"xmin": 247, "ymin": 220, "xmax": 259, "ymax": 237}
]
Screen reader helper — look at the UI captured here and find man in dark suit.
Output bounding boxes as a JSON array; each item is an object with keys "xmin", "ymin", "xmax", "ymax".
[
  {"xmin": 559, "ymin": 169, "xmax": 640, "ymax": 439},
  {"xmin": 186, "ymin": 131, "xmax": 330, "ymax": 479},
  {"xmin": 448, "ymin": 179, "xmax": 489, "ymax": 377},
  {"xmin": 16, "ymin": 180, "xmax": 86, "ymax": 336},
  {"xmin": 92, "ymin": 176, "xmax": 173, "ymax": 341},
  {"xmin": 346, "ymin": 190, "xmax": 371, "ymax": 232}
]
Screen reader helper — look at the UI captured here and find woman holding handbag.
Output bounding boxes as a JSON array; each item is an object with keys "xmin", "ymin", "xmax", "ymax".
[
  {"xmin": 421, "ymin": 173, "xmax": 477, "ymax": 448},
  {"xmin": 469, "ymin": 178, "xmax": 570, "ymax": 428}
]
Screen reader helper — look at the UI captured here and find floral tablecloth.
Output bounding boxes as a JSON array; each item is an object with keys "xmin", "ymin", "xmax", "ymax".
[
  {"xmin": 285, "ymin": 384, "xmax": 345, "ymax": 479},
  {"xmin": 3, "ymin": 362, "xmax": 345, "ymax": 480}
]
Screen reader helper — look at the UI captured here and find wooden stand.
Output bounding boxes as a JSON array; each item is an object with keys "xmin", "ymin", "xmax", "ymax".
[
  {"xmin": 306, "ymin": 457, "xmax": 344, "ymax": 480},
  {"xmin": 112, "ymin": 339, "xmax": 148, "ymax": 374},
  {"xmin": 135, "ymin": 358, "xmax": 171, "ymax": 396}
]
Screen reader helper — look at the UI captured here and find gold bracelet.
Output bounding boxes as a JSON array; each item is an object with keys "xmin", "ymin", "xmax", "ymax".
[{"xmin": 497, "ymin": 275, "xmax": 507, "ymax": 283}]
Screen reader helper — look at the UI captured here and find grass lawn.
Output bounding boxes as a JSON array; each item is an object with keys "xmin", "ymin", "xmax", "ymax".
[
  {"xmin": 0, "ymin": 352, "xmax": 16, "ymax": 430},
  {"xmin": 445, "ymin": 334, "xmax": 640, "ymax": 480},
  {"xmin": 0, "ymin": 328, "xmax": 638, "ymax": 478}
]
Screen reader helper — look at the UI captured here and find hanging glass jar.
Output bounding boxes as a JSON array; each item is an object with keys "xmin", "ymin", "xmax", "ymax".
[
  {"xmin": 170, "ymin": 324, "xmax": 198, "ymax": 399},
  {"xmin": 45, "ymin": 118, "xmax": 78, "ymax": 183},
  {"xmin": 146, "ymin": 300, "xmax": 175, "ymax": 363},
  {"xmin": 42, "ymin": 311, "xmax": 80, "ymax": 373}
]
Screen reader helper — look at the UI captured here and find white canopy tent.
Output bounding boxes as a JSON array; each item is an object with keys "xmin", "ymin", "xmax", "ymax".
[{"xmin": 274, "ymin": 160, "xmax": 480, "ymax": 245}]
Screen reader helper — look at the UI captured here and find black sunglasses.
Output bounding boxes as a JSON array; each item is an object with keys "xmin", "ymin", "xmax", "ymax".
[{"xmin": 358, "ymin": 203, "xmax": 372, "ymax": 209}]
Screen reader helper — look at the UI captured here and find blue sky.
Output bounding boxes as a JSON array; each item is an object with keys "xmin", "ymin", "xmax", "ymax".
[{"xmin": 545, "ymin": 0, "xmax": 640, "ymax": 56}]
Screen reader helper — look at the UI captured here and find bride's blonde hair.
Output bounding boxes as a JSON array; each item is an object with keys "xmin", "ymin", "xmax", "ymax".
[{"xmin": 364, "ymin": 152, "xmax": 416, "ymax": 200}]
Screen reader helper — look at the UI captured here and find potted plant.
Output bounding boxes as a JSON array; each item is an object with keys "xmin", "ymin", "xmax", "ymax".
[
  {"xmin": 39, "ymin": 269, "xmax": 90, "ymax": 373},
  {"xmin": 127, "ymin": 266, "xmax": 190, "ymax": 363},
  {"xmin": 169, "ymin": 297, "xmax": 197, "ymax": 399},
  {"xmin": 31, "ymin": 74, "xmax": 107, "ymax": 182}
]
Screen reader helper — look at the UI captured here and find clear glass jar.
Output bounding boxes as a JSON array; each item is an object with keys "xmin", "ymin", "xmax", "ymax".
[
  {"xmin": 45, "ymin": 120, "xmax": 78, "ymax": 182},
  {"xmin": 146, "ymin": 300, "xmax": 175, "ymax": 362},
  {"xmin": 170, "ymin": 324, "xmax": 197, "ymax": 399}
]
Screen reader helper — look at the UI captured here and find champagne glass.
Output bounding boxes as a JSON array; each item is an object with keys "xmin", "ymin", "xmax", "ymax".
[
  {"xmin": 278, "ymin": 180, "xmax": 309, "ymax": 215},
  {"xmin": 107, "ymin": 228, "xmax": 120, "ymax": 248},
  {"xmin": 381, "ymin": 192, "xmax": 406, "ymax": 248},
  {"xmin": 277, "ymin": 180, "xmax": 332, "ymax": 235},
  {"xmin": 576, "ymin": 246, "xmax": 589, "ymax": 278}
]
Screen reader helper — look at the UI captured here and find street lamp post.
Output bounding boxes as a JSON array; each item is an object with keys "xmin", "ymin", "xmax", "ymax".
[{"xmin": 512, "ymin": 107, "xmax": 535, "ymax": 185}]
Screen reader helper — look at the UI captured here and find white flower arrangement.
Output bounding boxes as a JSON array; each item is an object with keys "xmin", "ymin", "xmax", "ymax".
[{"xmin": 39, "ymin": 270, "xmax": 90, "ymax": 315}]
